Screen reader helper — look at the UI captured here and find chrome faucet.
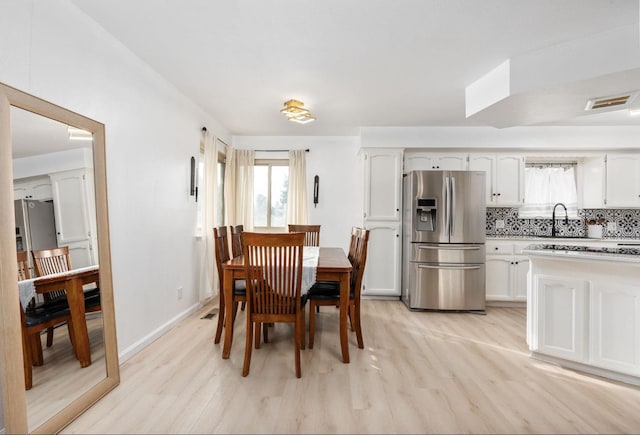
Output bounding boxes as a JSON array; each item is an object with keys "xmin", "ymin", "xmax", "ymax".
[{"xmin": 551, "ymin": 202, "xmax": 568, "ymax": 237}]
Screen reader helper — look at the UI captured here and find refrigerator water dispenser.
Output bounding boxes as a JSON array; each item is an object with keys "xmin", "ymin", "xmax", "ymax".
[{"xmin": 416, "ymin": 198, "xmax": 436, "ymax": 232}]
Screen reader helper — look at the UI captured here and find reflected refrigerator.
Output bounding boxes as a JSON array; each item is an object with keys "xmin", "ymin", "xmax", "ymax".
[
  {"xmin": 401, "ymin": 170, "xmax": 486, "ymax": 312},
  {"xmin": 15, "ymin": 199, "xmax": 58, "ymax": 270}
]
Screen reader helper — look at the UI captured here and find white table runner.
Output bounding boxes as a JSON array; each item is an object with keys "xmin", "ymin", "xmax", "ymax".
[{"xmin": 302, "ymin": 246, "xmax": 319, "ymax": 295}]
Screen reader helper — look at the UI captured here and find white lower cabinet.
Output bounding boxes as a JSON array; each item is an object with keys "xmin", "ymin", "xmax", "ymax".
[
  {"xmin": 362, "ymin": 222, "xmax": 401, "ymax": 297},
  {"xmin": 590, "ymin": 283, "xmax": 640, "ymax": 375},
  {"xmin": 485, "ymin": 241, "xmax": 529, "ymax": 302},
  {"xmin": 531, "ymin": 276, "xmax": 588, "ymax": 361}
]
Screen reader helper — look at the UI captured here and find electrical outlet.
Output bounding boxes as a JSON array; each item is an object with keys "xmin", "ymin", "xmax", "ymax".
[
  {"xmin": 495, "ymin": 219, "xmax": 505, "ymax": 229},
  {"xmin": 607, "ymin": 222, "xmax": 617, "ymax": 232},
  {"xmin": 177, "ymin": 286, "xmax": 183, "ymax": 300}
]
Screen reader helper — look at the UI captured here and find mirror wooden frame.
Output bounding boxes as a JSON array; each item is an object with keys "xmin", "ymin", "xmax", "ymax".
[{"xmin": 0, "ymin": 82, "xmax": 119, "ymax": 434}]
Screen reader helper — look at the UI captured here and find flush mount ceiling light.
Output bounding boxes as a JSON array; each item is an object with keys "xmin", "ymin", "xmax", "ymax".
[
  {"xmin": 68, "ymin": 126, "xmax": 92, "ymax": 141},
  {"xmin": 281, "ymin": 99, "xmax": 316, "ymax": 124}
]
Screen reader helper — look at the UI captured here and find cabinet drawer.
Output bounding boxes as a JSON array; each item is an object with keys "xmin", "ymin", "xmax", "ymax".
[{"xmin": 486, "ymin": 243, "xmax": 513, "ymax": 255}]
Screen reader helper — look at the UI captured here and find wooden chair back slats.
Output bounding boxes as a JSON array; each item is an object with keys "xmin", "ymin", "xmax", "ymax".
[
  {"xmin": 349, "ymin": 227, "xmax": 370, "ymax": 300},
  {"xmin": 244, "ymin": 233, "xmax": 304, "ymax": 316},
  {"xmin": 17, "ymin": 251, "xmax": 31, "ymax": 280},
  {"xmin": 230, "ymin": 224, "xmax": 244, "ymax": 258},
  {"xmin": 287, "ymin": 224, "xmax": 321, "ymax": 247},
  {"xmin": 213, "ymin": 227, "xmax": 231, "ymax": 289},
  {"xmin": 32, "ymin": 247, "xmax": 72, "ymax": 302}
]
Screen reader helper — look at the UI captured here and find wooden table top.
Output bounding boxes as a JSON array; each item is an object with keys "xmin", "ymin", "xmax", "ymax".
[{"xmin": 224, "ymin": 247, "xmax": 352, "ymax": 272}]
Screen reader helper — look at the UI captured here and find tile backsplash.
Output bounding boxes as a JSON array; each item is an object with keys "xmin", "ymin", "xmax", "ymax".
[{"xmin": 487, "ymin": 208, "xmax": 640, "ymax": 239}]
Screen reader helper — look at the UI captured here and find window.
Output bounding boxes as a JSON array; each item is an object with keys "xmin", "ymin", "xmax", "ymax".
[
  {"xmin": 253, "ymin": 160, "xmax": 288, "ymax": 229},
  {"xmin": 518, "ymin": 163, "xmax": 578, "ymax": 219},
  {"xmin": 216, "ymin": 151, "xmax": 225, "ymax": 225}
]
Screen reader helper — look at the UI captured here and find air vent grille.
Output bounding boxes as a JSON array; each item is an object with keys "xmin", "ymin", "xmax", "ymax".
[{"xmin": 585, "ymin": 92, "xmax": 638, "ymax": 111}]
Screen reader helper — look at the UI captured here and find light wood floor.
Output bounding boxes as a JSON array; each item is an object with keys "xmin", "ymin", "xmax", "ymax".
[
  {"xmin": 61, "ymin": 301, "xmax": 640, "ymax": 434},
  {"xmin": 27, "ymin": 313, "xmax": 106, "ymax": 431}
]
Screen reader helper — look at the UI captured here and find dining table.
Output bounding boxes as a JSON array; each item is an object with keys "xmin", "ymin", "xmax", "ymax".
[
  {"xmin": 221, "ymin": 247, "xmax": 353, "ymax": 362},
  {"xmin": 19, "ymin": 265, "xmax": 100, "ymax": 368}
]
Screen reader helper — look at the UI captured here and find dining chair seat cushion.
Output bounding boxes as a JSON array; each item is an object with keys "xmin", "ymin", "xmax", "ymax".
[
  {"xmin": 24, "ymin": 306, "xmax": 71, "ymax": 327},
  {"xmin": 308, "ymin": 282, "xmax": 355, "ymax": 300},
  {"xmin": 84, "ymin": 292, "xmax": 101, "ymax": 309},
  {"xmin": 233, "ymin": 279, "xmax": 247, "ymax": 293}
]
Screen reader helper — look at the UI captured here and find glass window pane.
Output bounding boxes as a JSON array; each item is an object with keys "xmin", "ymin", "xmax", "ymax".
[
  {"xmin": 253, "ymin": 166, "xmax": 268, "ymax": 227},
  {"xmin": 271, "ymin": 166, "xmax": 288, "ymax": 227}
]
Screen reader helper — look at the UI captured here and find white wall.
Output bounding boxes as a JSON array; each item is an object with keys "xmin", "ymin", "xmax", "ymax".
[
  {"xmin": 0, "ymin": 2, "xmax": 231, "ymax": 424},
  {"xmin": 232, "ymin": 136, "xmax": 362, "ymax": 251}
]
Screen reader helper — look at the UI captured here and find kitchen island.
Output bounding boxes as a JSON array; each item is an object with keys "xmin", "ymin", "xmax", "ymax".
[{"xmin": 523, "ymin": 243, "xmax": 640, "ymax": 385}]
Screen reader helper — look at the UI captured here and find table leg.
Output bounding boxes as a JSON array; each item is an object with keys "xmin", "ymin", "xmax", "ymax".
[
  {"xmin": 339, "ymin": 271, "xmax": 350, "ymax": 363},
  {"xmin": 66, "ymin": 278, "xmax": 91, "ymax": 368},
  {"xmin": 222, "ymin": 269, "xmax": 234, "ymax": 359}
]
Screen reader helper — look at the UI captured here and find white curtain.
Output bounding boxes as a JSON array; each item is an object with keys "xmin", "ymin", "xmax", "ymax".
[
  {"xmin": 224, "ymin": 147, "xmax": 255, "ymax": 230},
  {"xmin": 519, "ymin": 167, "xmax": 578, "ymax": 218},
  {"xmin": 199, "ymin": 132, "xmax": 218, "ymax": 300},
  {"xmin": 286, "ymin": 149, "xmax": 309, "ymax": 225}
]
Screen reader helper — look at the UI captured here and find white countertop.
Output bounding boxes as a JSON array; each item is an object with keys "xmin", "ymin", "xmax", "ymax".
[{"xmin": 522, "ymin": 244, "xmax": 640, "ymax": 264}]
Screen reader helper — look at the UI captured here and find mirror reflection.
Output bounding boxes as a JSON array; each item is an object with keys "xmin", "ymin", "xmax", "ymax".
[{"xmin": 11, "ymin": 106, "xmax": 106, "ymax": 431}]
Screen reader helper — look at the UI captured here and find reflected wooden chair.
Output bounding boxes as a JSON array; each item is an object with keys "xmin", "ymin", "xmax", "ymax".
[
  {"xmin": 241, "ymin": 232, "xmax": 307, "ymax": 378},
  {"xmin": 32, "ymin": 246, "xmax": 101, "ymax": 348},
  {"xmin": 18, "ymin": 251, "xmax": 73, "ymax": 390},
  {"xmin": 288, "ymin": 224, "xmax": 320, "ymax": 246},
  {"xmin": 308, "ymin": 227, "xmax": 370, "ymax": 350},
  {"xmin": 213, "ymin": 226, "xmax": 246, "ymax": 344}
]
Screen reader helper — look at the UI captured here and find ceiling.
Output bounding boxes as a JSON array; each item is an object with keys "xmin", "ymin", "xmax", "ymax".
[{"xmin": 64, "ymin": 0, "xmax": 640, "ymax": 136}]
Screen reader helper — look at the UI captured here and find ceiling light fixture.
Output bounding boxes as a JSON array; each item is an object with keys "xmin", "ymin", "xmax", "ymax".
[
  {"xmin": 281, "ymin": 99, "xmax": 316, "ymax": 124},
  {"xmin": 68, "ymin": 126, "xmax": 92, "ymax": 141}
]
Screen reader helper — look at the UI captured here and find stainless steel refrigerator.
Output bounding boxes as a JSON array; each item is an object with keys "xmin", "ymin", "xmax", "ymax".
[
  {"xmin": 401, "ymin": 170, "xmax": 486, "ymax": 312},
  {"xmin": 15, "ymin": 199, "xmax": 58, "ymax": 270}
]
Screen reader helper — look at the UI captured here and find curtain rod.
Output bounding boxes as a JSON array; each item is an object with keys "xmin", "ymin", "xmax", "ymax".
[{"xmin": 255, "ymin": 149, "xmax": 309, "ymax": 152}]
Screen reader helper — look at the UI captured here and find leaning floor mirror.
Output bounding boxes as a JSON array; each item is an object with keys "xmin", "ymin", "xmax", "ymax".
[{"xmin": 0, "ymin": 82, "xmax": 119, "ymax": 434}]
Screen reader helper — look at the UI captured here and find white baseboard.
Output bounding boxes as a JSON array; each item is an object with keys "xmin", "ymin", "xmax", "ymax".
[{"xmin": 118, "ymin": 302, "xmax": 202, "ymax": 364}]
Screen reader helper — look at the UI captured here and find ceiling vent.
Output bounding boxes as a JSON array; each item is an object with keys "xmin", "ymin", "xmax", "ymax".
[{"xmin": 585, "ymin": 91, "xmax": 639, "ymax": 111}]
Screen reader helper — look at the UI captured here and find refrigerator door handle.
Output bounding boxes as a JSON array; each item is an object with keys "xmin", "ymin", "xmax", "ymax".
[
  {"xmin": 417, "ymin": 264, "xmax": 482, "ymax": 270},
  {"xmin": 417, "ymin": 245, "xmax": 481, "ymax": 250},
  {"xmin": 449, "ymin": 175, "xmax": 455, "ymax": 238},
  {"xmin": 444, "ymin": 175, "xmax": 450, "ymax": 238}
]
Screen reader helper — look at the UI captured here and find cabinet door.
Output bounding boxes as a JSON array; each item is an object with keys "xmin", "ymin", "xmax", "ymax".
[
  {"xmin": 512, "ymin": 257, "xmax": 530, "ymax": 301},
  {"xmin": 468, "ymin": 154, "xmax": 495, "ymax": 205},
  {"xmin": 362, "ymin": 222, "xmax": 401, "ymax": 296},
  {"xmin": 605, "ymin": 154, "xmax": 640, "ymax": 207},
  {"xmin": 485, "ymin": 256, "xmax": 512, "ymax": 300},
  {"xmin": 363, "ymin": 150, "xmax": 402, "ymax": 221},
  {"xmin": 50, "ymin": 170, "xmax": 92, "ymax": 245},
  {"xmin": 404, "ymin": 153, "xmax": 467, "ymax": 171},
  {"xmin": 13, "ymin": 177, "xmax": 53, "ymax": 200},
  {"xmin": 495, "ymin": 155, "xmax": 524, "ymax": 206},
  {"xmin": 590, "ymin": 283, "xmax": 640, "ymax": 375},
  {"xmin": 532, "ymin": 276, "xmax": 588, "ymax": 362}
]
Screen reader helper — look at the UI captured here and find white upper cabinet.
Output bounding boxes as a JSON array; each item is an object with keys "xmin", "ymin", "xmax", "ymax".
[
  {"xmin": 404, "ymin": 152, "xmax": 467, "ymax": 172},
  {"xmin": 605, "ymin": 154, "xmax": 640, "ymax": 207},
  {"xmin": 13, "ymin": 176, "xmax": 53, "ymax": 201},
  {"xmin": 362, "ymin": 148, "xmax": 403, "ymax": 221},
  {"xmin": 580, "ymin": 156, "xmax": 606, "ymax": 209},
  {"xmin": 468, "ymin": 154, "xmax": 524, "ymax": 207}
]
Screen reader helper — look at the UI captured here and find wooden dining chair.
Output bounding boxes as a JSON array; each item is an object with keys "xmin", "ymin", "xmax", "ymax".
[
  {"xmin": 288, "ymin": 224, "xmax": 321, "ymax": 247},
  {"xmin": 229, "ymin": 224, "xmax": 247, "ymax": 312},
  {"xmin": 230, "ymin": 224, "xmax": 244, "ymax": 258},
  {"xmin": 241, "ymin": 232, "xmax": 307, "ymax": 378},
  {"xmin": 213, "ymin": 226, "xmax": 246, "ymax": 344},
  {"xmin": 17, "ymin": 251, "xmax": 73, "ymax": 389},
  {"xmin": 308, "ymin": 227, "xmax": 370, "ymax": 350},
  {"xmin": 31, "ymin": 246, "xmax": 101, "ymax": 348}
]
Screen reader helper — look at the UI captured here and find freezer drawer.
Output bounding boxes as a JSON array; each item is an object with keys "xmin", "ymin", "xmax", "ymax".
[
  {"xmin": 411, "ymin": 243, "xmax": 484, "ymax": 264},
  {"xmin": 404, "ymin": 262, "xmax": 485, "ymax": 311}
]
